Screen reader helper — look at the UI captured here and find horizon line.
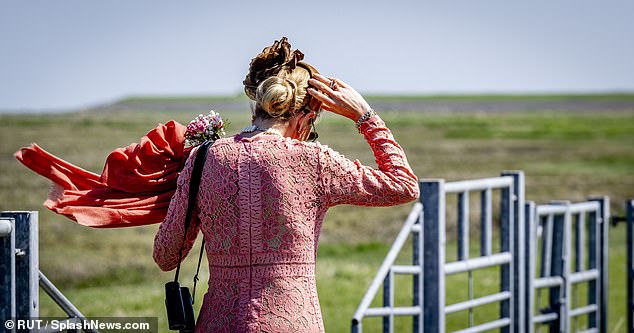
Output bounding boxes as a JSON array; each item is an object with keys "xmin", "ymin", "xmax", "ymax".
[{"xmin": 2, "ymin": 90, "xmax": 634, "ymax": 114}]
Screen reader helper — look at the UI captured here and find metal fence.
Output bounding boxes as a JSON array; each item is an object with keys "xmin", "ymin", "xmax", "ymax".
[
  {"xmin": 527, "ymin": 198, "xmax": 609, "ymax": 333},
  {"xmin": 351, "ymin": 171, "xmax": 611, "ymax": 333},
  {"xmin": 421, "ymin": 171, "xmax": 525, "ymax": 333},
  {"xmin": 0, "ymin": 211, "xmax": 98, "ymax": 333},
  {"xmin": 351, "ymin": 171, "xmax": 526, "ymax": 332}
]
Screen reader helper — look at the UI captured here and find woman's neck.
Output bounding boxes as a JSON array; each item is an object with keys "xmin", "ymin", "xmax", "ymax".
[
  {"xmin": 252, "ymin": 117, "xmax": 296, "ymax": 138},
  {"xmin": 236, "ymin": 117, "xmax": 295, "ymax": 139}
]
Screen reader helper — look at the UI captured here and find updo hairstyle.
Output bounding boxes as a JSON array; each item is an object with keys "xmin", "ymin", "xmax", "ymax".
[
  {"xmin": 254, "ymin": 67, "xmax": 310, "ymax": 120},
  {"xmin": 243, "ymin": 37, "xmax": 317, "ymax": 120}
]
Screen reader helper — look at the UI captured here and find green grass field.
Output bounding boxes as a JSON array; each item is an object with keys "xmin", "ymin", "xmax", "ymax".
[{"xmin": 1, "ymin": 96, "xmax": 633, "ymax": 332}]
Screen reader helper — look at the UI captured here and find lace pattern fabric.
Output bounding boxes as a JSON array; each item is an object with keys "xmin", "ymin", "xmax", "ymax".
[{"xmin": 153, "ymin": 115, "xmax": 419, "ymax": 332}]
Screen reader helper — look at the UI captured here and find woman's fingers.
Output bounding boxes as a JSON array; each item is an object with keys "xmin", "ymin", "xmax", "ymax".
[
  {"xmin": 308, "ymin": 79, "xmax": 344, "ymax": 111},
  {"xmin": 309, "ymin": 78, "xmax": 335, "ymax": 97},
  {"xmin": 314, "ymin": 73, "xmax": 349, "ymax": 89},
  {"xmin": 310, "ymin": 74, "xmax": 367, "ymax": 120},
  {"xmin": 308, "ymin": 88, "xmax": 336, "ymax": 106},
  {"xmin": 312, "ymin": 73, "xmax": 331, "ymax": 85},
  {"xmin": 333, "ymin": 77, "xmax": 349, "ymax": 88}
]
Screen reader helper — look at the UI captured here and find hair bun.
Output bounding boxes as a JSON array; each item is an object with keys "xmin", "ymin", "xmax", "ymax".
[{"xmin": 256, "ymin": 76, "xmax": 297, "ymax": 119}]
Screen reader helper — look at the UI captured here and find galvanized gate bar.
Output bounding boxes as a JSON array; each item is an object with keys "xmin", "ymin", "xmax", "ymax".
[
  {"xmin": 364, "ymin": 306, "xmax": 422, "ymax": 317},
  {"xmin": 445, "ymin": 291, "xmax": 511, "ymax": 314},
  {"xmin": 39, "ymin": 272, "xmax": 92, "ymax": 325},
  {"xmin": 569, "ymin": 269, "xmax": 599, "ymax": 283},
  {"xmin": 444, "ymin": 176, "xmax": 514, "ymax": 193},
  {"xmin": 444, "ymin": 252, "xmax": 512, "ymax": 275},
  {"xmin": 536, "ymin": 202, "xmax": 600, "ymax": 215},
  {"xmin": 533, "ymin": 276, "xmax": 563, "ymax": 289},
  {"xmin": 391, "ymin": 265, "xmax": 420, "ymax": 274},
  {"xmin": 568, "ymin": 304, "xmax": 598, "ymax": 317},
  {"xmin": 533, "ymin": 313, "xmax": 559, "ymax": 324}
]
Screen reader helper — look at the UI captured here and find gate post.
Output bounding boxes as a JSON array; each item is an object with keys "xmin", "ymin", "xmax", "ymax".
[
  {"xmin": 0, "ymin": 212, "xmax": 39, "ymax": 319},
  {"xmin": 524, "ymin": 202, "xmax": 536, "ymax": 333},
  {"xmin": 590, "ymin": 196, "xmax": 609, "ymax": 333},
  {"xmin": 421, "ymin": 179, "xmax": 445, "ymax": 333},
  {"xmin": 0, "ymin": 217, "xmax": 16, "ymax": 322},
  {"xmin": 503, "ymin": 171, "xmax": 525, "ymax": 333}
]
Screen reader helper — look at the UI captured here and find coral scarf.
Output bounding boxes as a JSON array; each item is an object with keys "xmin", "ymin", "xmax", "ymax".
[{"xmin": 14, "ymin": 120, "xmax": 190, "ymax": 228}]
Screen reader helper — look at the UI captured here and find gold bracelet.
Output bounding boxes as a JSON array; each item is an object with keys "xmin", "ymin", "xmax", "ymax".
[{"xmin": 356, "ymin": 109, "xmax": 377, "ymax": 132}]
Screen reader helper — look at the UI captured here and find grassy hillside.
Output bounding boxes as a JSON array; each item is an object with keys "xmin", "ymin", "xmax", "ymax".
[{"xmin": 1, "ymin": 96, "xmax": 632, "ymax": 332}]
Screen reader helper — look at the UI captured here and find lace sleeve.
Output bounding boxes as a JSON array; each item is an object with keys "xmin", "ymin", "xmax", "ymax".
[
  {"xmin": 153, "ymin": 147, "xmax": 201, "ymax": 271},
  {"xmin": 319, "ymin": 115, "xmax": 419, "ymax": 208}
]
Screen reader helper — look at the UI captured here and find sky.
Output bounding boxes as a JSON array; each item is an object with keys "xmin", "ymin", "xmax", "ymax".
[{"xmin": 1, "ymin": 0, "xmax": 633, "ymax": 110}]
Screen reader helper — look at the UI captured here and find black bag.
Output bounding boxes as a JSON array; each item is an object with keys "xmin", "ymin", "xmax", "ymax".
[{"xmin": 165, "ymin": 140, "xmax": 212, "ymax": 333}]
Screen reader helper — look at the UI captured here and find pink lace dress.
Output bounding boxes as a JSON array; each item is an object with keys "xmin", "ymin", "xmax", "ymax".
[{"xmin": 153, "ymin": 115, "xmax": 419, "ymax": 332}]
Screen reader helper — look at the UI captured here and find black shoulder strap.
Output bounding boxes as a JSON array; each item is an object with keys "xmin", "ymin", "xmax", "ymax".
[
  {"xmin": 184, "ymin": 140, "xmax": 213, "ymax": 233},
  {"xmin": 173, "ymin": 140, "xmax": 213, "ymax": 283}
]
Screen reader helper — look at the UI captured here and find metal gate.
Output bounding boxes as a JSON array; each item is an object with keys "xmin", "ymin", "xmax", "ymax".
[
  {"xmin": 351, "ymin": 171, "xmax": 525, "ymax": 332},
  {"xmin": 351, "ymin": 171, "xmax": 611, "ymax": 333},
  {"xmin": 421, "ymin": 171, "xmax": 524, "ymax": 333},
  {"xmin": 526, "ymin": 198, "xmax": 609, "ymax": 333}
]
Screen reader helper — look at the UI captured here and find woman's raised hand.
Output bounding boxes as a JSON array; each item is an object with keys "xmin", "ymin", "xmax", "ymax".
[{"xmin": 307, "ymin": 73, "xmax": 372, "ymax": 122}]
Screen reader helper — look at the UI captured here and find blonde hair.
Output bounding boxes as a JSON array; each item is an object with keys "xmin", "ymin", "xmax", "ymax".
[{"xmin": 254, "ymin": 66, "xmax": 310, "ymax": 120}]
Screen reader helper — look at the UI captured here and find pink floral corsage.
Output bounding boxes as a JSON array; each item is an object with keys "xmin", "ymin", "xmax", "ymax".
[{"xmin": 185, "ymin": 110, "xmax": 226, "ymax": 147}]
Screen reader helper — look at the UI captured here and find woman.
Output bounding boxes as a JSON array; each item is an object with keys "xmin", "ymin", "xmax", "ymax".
[{"xmin": 153, "ymin": 37, "xmax": 419, "ymax": 332}]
